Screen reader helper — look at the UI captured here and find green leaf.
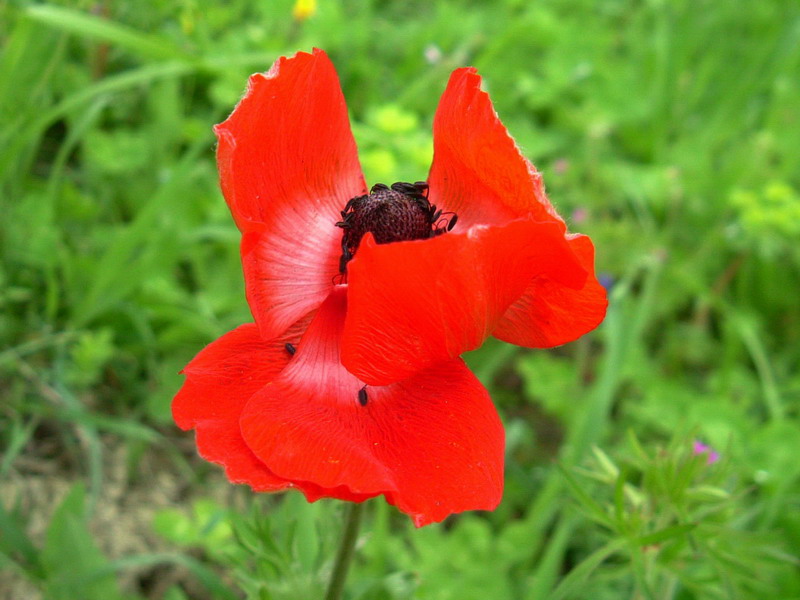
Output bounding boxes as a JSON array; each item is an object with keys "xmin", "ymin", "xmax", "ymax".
[
  {"xmin": 25, "ymin": 5, "xmax": 190, "ymax": 62},
  {"xmin": 558, "ymin": 464, "xmax": 615, "ymax": 530},
  {"xmin": 41, "ymin": 484, "xmax": 124, "ymax": 600},
  {"xmin": 549, "ymin": 538, "xmax": 627, "ymax": 600},
  {"xmin": 0, "ymin": 500, "xmax": 43, "ymax": 580},
  {"xmin": 636, "ymin": 523, "xmax": 697, "ymax": 547}
]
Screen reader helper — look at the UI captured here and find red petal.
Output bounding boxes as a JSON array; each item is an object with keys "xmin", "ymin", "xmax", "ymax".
[
  {"xmin": 428, "ymin": 67, "xmax": 561, "ymax": 228},
  {"xmin": 239, "ymin": 287, "xmax": 504, "ymax": 527},
  {"xmin": 215, "ymin": 48, "xmax": 366, "ymax": 339},
  {"xmin": 240, "ymin": 225, "xmax": 341, "ymax": 342},
  {"xmin": 341, "ymin": 220, "xmax": 586, "ymax": 386},
  {"xmin": 493, "ymin": 235, "xmax": 608, "ymax": 347},
  {"xmin": 173, "ymin": 324, "xmax": 291, "ymax": 491}
]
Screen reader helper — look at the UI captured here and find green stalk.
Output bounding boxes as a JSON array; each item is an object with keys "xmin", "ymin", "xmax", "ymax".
[{"xmin": 324, "ymin": 502, "xmax": 365, "ymax": 600}]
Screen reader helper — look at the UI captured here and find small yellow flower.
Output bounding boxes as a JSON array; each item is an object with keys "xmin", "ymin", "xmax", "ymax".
[{"xmin": 293, "ymin": 0, "xmax": 317, "ymax": 21}]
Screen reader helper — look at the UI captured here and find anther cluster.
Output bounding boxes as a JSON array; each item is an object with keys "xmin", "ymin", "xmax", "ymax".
[{"xmin": 336, "ymin": 181, "xmax": 457, "ymax": 273}]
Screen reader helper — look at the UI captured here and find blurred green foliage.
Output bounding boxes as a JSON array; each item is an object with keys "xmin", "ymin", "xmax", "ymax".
[{"xmin": 1, "ymin": 0, "xmax": 799, "ymax": 598}]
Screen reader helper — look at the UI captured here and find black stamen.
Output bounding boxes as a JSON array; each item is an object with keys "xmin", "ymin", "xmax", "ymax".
[
  {"xmin": 358, "ymin": 385, "xmax": 368, "ymax": 406},
  {"xmin": 285, "ymin": 343, "xmax": 296, "ymax": 356},
  {"xmin": 336, "ymin": 180, "xmax": 458, "ymax": 274}
]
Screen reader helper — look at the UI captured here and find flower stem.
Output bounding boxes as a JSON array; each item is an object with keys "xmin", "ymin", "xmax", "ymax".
[{"xmin": 324, "ymin": 501, "xmax": 365, "ymax": 600}]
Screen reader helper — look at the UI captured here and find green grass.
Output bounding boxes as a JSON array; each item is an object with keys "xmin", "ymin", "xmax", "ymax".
[{"xmin": 1, "ymin": 0, "xmax": 799, "ymax": 598}]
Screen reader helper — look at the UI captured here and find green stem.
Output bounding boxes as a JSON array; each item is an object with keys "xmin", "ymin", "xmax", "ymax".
[{"xmin": 324, "ymin": 501, "xmax": 365, "ymax": 600}]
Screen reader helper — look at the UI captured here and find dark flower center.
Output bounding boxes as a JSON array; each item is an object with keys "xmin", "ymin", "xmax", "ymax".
[{"xmin": 336, "ymin": 181, "xmax": 457, "ymax": 274}]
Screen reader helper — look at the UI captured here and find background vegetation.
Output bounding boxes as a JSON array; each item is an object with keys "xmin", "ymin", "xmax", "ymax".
[{"xmin": 1, "ymin": 0, "xmax": 799, "ymax": 598}]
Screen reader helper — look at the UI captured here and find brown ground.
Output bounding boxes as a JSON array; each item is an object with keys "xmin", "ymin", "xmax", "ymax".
[{"xmin": 0, "ymin": 434, "xmax": 236, "ymax": 600}]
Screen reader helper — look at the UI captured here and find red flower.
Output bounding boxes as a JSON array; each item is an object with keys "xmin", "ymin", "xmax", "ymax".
[{"xmin": 173, "ymin": 49, "xmax": 607, "ymax": 526}]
